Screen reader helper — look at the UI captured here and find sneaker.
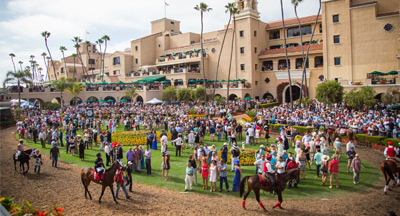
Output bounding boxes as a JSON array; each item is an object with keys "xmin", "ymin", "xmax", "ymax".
[
  {"xmin": 219, "ymin": 190, "xmax": 222, "ymax": 192},
  {"xmin": 184, "ymin": 189, "xmax": 188, "ymax": 192},
  {"xmin": 329, "ymin": 186, "xmax": 332, "ymax": 189},
  {"xmin": 126, "ymin": 196, "xmax": 131, "ymax": 199}
]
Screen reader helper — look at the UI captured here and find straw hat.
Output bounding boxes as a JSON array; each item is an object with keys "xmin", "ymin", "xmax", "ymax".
[
  {"xmin": 321, "ymin": 155, "xmax": 330, "ymax": 162},
  {"xmin": 209, "ymin": 146, "xmax": 215, "ymax": 151}
]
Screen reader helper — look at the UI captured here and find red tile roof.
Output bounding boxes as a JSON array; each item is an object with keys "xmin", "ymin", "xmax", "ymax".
[
  {"xmin": 266, "ymin": 15, "xmax": 321, "ymax": 29},
  {"xmin": 259, "ymin": 43, "xmax": 322, "ymax": 56},
  {"xmin": 108, "ymin": 76, "xmax": 120, "ymax": 83}
]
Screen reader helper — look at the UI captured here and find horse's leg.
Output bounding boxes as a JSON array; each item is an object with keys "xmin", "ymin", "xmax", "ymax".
[
  {"xmin": 22, "ymin": 163, "xmax": 25, "ymax": 175},
  {"xmin": 273, "ymin": 191, "xmax": 283, "ymax": 209},
  {"xmin": 242, "ymin": 183, "xmax": 252, "ymax": 210},
  {"xmin": 109, "ymin": 185, "xmax": 118, "ymax": 204},
  {"xmin": 254, "ymin": 189, "xmax": 266, "ymax": 212},
  {"xmin": 384, "ymin": 178, "xmax": 390, "ymax": 194},
  {"xmin": 25, "ymin": 161, "xmax": 29, "ymax": 174},
  {"xmin": 99, "ymin": 185, "xmax": 106, "ymax": 203}
]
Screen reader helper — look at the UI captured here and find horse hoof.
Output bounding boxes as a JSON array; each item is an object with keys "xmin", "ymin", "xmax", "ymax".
[{"xmin": 243, "ymin": 207, "xmax": 246, "ymax": 210}]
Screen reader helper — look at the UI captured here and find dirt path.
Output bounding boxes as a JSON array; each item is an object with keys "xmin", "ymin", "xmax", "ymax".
[{"xmin": 1, "ymin": 127, "xmax": 399, "ymax": 216}]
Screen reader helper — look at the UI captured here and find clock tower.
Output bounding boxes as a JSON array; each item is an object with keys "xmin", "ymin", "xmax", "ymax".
[{"xmin": 235, "ymin": 0, "xmax": 260, "ymax": 20}]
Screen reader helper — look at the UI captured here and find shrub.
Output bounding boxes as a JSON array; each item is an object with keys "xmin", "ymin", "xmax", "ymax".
[
  {"xmin": 44, "ymin": 102, "xmax": 60, "ymax": 110},
  {"xmin": 381, "ymin": 138, "xmax": 400, "ymax": 147},
  {"xmin": 218, "ymin": 149, "xmax": 256, "ymax": 166},
  {"xmin": 0, "ymin": 120, "xmax": 16, "ymax": 128},
  {"xmin": 268, "ymin": 123, "xmax": 313, "ymax": 134},
  {"xmin": 259, "ymin": 102, "xmax": 280, "ymax": 108}
]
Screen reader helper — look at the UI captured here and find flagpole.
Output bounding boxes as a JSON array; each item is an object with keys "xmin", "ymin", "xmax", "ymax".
[{"xmin": 164, "ymin": 0, "xmax": 166, "ymax": 18}]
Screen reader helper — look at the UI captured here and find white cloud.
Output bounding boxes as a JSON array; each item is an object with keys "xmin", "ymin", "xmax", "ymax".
[{"xmin": 0, "ymin": 0, "xmax": 319, "ymax": 83}]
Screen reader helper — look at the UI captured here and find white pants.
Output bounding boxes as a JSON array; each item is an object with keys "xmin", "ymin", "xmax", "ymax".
[
  {"xmin": 112, "ymin": 126, "xmax": 116, "ymax": 133},
  {"xmin": 185, "ymin": 174, "xmax": 193, "ymax": 190},
  {"xmin": 100, "ymin": 142, "xmax": 103, "ymax": 151},
  {"xmin": 231, "ymin": 156, "xmax": 239, "ymax": 171}
]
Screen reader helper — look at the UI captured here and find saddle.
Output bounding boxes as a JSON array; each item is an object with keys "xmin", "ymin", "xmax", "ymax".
[
  {"xmin": 259, "ymin": 174, "xmax": 280, "ymax": 186},
  {"xmin": 93, "ymin": 172, "xmax": 105, "ymax": 181},
  {"xmin": 386, "ymin": 159, "xmax": 400, "ymax": 166}
]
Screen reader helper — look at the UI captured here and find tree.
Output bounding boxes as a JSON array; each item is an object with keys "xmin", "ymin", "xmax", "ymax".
[
  {"xmin": 41, "ymin": 31, "xmax": 57, "ymax": 80},
  {"xmin": 9, "ymin": 53, "xmax": 17, "ymax": 73},
  {"xmin": 71, "ymin": 54, "xmax": 77, "ymax": 79},
  {"xmin": 162, "ymin": 86, "xmax": 177, "ymax": 102},
  {"xmin": 96, "ymin": 39, "xmax": 104, "ymax": 81},
  {"xmin": 66, "ymin": 82, "xmax": 84, "ymax": 105},
  {"xmin": 18, "ymin": 61, "xmax": 23, "ymax": 71},
  {"xmin": 316, "ymin": 80, "xmax": 344, "ymax": 106},
  {"xmin": 85, "ymin": 41, "xmax": 93, "ymax": 82},
  {"xmin": 3, "ymin": 69, "xmax": 33, "ymax": 116},
  {"xmin": 177, "ymin": 88, "xmax": 193, "ymax": 102},
  {"xmin": 345, "ymin": 86, "xmax": 377, "ymax": 108},
  {"xmin": 194, "ymin": 2, "xmax": 212, "ymax": 102},
  {"xmin": 381, "ymin": 88, "xmax": 400, "ymax": 104},
  {"xmin": 41, "ymin": 52, "xmax": 49, "ymax": 81},
  {"xmin": 101, "ymin": 35, "xmax": 110, "ymax": 82},
  {"xmin": 280, "ymin": 0, "xmax": 293, "ymax": 109},
  {"xmin": 192, "ymin": 86, "xmax": 207, "ymax": 101},
  {"xmin": 59, "ymin": 46, "xmax": 68, "ymax": 78},
  {"xmin": 214, "ymin": 95, "xmax": 226, "ymax": 105},
  {"xmin": 226, "ymin": 4, "xmax": 239, "ymax": 102},
  {"xmin": 124, "ymin": 86, "xmax": 139, "ymax": 101},
  {"xmin": 51, "ymin": 77, "xmax": 74, "ymax": 111},
  {"xmin": 72, "ymin": 36, "xmax": 88, "ymax": 81},
  {"xmin": 212, "ymin": 2, "xmax": 234, "ymax": 101}
]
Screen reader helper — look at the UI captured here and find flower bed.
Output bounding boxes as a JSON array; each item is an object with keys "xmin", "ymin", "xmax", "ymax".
[
  {"xmin": 1, "ymin": 196, "xmax": 64, "ymax": 216},
  {"xmin": 188, "ymin": 114, "xmax": 206, "ymax": 118},
  {"xmin": 110, "ymin": 131, "xmax": 171, "ymax": 146},
  {"xmin": 218, "ymin": 149, "xmax": 256, "ymax": 166}
]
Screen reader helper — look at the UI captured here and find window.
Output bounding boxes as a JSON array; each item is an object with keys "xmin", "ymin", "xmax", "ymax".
[
  {"xmin": 135, "ymin": 58, "xmax": 138, "ymax": 64},
  {"xmin": 113, "ymin": 57, "xmax": 120, "ymax": 65},
  {"xmin": 135, "ymin": 46, "xmax": 138, "ymax": 51},
  {"xmin": 88, "ymin": 59, "xmax": 95, "ymax": 64},
  {"xmin": 171, "ymin": 21, "xmax": 174, "ymax": 24},
  {"xmin": 239, "ymin": 30, "xmax": 244, "ymax": 37},
  {"xmin": 240, "ymin": 47, "xmax": 245, "ymax": 54},
  {"xmin": 113, "ymin": 70, "xmax": 120, "ymax": 75},
  {"xmin": 333, "ymin": 35, "xmax": 340, "ymax": 44},
  {"xmin": 278, "ymin": 59, "xmax": 290, "ymax": 70},
  {"xmin": 319, "ymin": 24, "xmax": 322, "ymax": 33},
  {"xmin": 269, "ymin": 30, "xmax": 280, "ymax": 39},
  {"xmin": 255, "ymin": 81, "xmax": 258, "ymax": 85},
  {"xmin": 296, "ymin": 58, "xmax": 309, "ymax": 69},
  {"xmin": 270, "ymin": 45, "xmax": 281, "ymax": 49},
  {"xmin": 61, "ymin": 67, "xmax": 65, "ymax": 73},
  {"xmin": 254, "ymin": 47, "xmax": 257, "ymax": 54},
  {"xmin": 254, "ymin": 31, "xmax": 257, "ymax": 37},
  {"xmin": 334, "ymin": 57, "xmax": 341, "ymax": 66},
  {"xmin": 240, "ymin": 64, "xmax": 245, "ymax": 70},
  {"xmin": 287, "ymin": 25, "xmax": 312, "ymax": 37},
  {"xmin": 255, "ymin": 64, "xmax": 258, "ymax": 70},
  {"xmin": 315, "ymin": 56, "xmax": 323, "ymax": 68},
  {"xmin": 262, "ymin": 61, "xmax": 273, "ymax": 71},
  {"xmin": 333, "ymin": 14, "xmax": 339, "ymax": 23}
]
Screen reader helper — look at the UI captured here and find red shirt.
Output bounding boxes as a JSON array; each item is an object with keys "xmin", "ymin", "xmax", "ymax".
[
  {"xmin": 114, "ymin": 170, "xmax": 124, "ymax": 184},
  {"xmin": 328, "ymin": 159, "xmax": 339, "ymax": 173},
  {"xmin": 287, "ymin": 161, "xmax": 298, "ymax": 170},
  {"xmin": 386, "ymin": 146, "xmax": 396, "ymax": 157}
]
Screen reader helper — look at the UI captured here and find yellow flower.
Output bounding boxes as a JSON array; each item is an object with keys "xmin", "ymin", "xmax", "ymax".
[{"xmin": 0, "ymin": 197, "xmax": 5, "ymax": 203}]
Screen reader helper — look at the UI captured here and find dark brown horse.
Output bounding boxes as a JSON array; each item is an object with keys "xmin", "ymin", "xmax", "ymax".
[
  {"xmin": 328, "ymin": 126, "xmax": 356, "ymax": 141},
  {"xmin": 14, "ymin": 149, "xmax": 34, "ymax": 175},
  {"xmin": 80, "ymin": 161, "xmax": 124, "ymax": 203},
  {"xmin": 239, "ymin": 169, "xmax": 299, "ymax": 211},
  {"xmin": 380, "ymin": 159, "xmax": 400, "ymax": 194}
]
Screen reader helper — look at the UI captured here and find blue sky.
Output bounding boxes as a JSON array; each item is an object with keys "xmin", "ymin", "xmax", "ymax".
[{"xmin": 0, "ymin": 0, "xmax": 319, "ymax": 84}]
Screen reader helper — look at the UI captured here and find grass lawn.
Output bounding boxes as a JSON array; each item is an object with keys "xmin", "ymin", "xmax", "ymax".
[{"xmin": 20, "ymin": 125, "xmax": 381, "ymax": 200}]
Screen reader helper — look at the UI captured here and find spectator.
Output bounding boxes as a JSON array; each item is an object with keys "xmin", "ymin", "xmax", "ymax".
[
  {"xmin": 254, "ymin": 154, "xmax": 265, "ymax": 175},
  {"xmin": 286, "ymin": 157, "xmax": 298, "ymax": 188},
  {"xmin": 218, "ymin": 160, "xmax": 229, "ymax": 192},
  {"xmin": 351, "ymin": 154, "xmax": 362, "ymax": 184},
  {"xmin": 220, "ymin": 143, "xmax": 228, "ymax": 163},
  {"xmin": 298, "ymin": 150, "xmax": 307, "ymax": 180},
  {"xmin": 275, "ymin": 156, "xmax": 286, "ymax": 174},
  {"xmin": 126, "ymin": 147, "xmax": 134, "ymax": 163},
  {"xmin": 162, "ymin": 152, "xmax": 170, "ymax": 181},
  {"xmin": 172, "ymin": 133, "xmax": 183, "ymax": 156},
  {"xmin": 346, "ymin": 140, "xmax": 355, "ymax": 152},
  {"xmin": 134, "ymin": 146, "xmax": 142, "ymax": 173},
  {"xmin": 50, "ymin": 144, "xmax": 60, "ymax": 168},
  {"xmin": 314, "ymin": 148, "xmax": 322, "ymax": 177},
  {"xmin": 230, "ymin": 144, "xmax": 240, "ymax": 172},
  {"xmin": 185, "ymin": 162, "xmax": 194, "ymax": 192},
  {"xmin": 346, "ymin": 147, "xmax": 356, "ymax": 173},
  {"xmin": 201, "ymin": 158, "xmax": 209, "ymax": 190},
  {"xmin": 232, "ymin": 160, "xmax": 242, "ymax": 192},
  {"xmin": 321, "ymin": 155, "xmax": 329, "ymax": 186},
  {"xmin": 104, "ymin": 143, "xmax": 111, "ymax": 166},
  {"xmin": 209, "ymin": 160, "xmax": 217, "ymax": 192},
  {"xmin": 116, "ymin": 144, "xmax": 123, "ymax": 161},
  {"xmin": 125, "ymin": 161, "xmax": 133, "ymax": 192},
  {"xmin": 328, "ymin": 155, "xmax": 339, "ymax": 189},
  {"xmin": 33, "ymin": 150, "xmax": 42, "ymax": 174},
  {"xmin": 115, "ymin": 166, "xmax": 131, "ymax": 199},
  {"xmin": 188, "ymin": 154, "xmax": 198, "ymax": 186},
  {"xmin": 144, "ymin": 146, "xmax": 152, "ymax": 175}
]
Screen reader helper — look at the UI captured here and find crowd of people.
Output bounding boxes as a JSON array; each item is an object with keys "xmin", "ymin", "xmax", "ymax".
[{"xmin": 13, "ymin": 99, "xmax": 400, "ymax": 198}]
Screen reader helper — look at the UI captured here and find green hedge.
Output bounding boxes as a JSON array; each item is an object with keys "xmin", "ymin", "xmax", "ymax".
[
  {"xmin": 259, "ymin": 102, "xmax": 280, "ymax": 109},
  {"xmin": 268, "ymin": 123, "xmax": 314, "ymax": 134},
  {"xmin": 0, "ymin": 120, "xmax": 16, "ymax": 128},
  {"xmin": 43, "ymin": 102, "xmax": 60, "ymax": 110}
]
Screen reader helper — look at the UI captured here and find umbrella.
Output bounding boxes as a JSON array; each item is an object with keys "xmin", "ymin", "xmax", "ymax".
[
  {"xmin": 44, "ymin": 82, "xmax": 53, "ymax": 87},
  {"xmin": 107, "ymin": 99, "xmax": 114, "ymax": 102},
  {"xmin": 0, "ymin": 91, "xmax": 5, "ymax": 94},
  {"xmin": 99, "ymin": 99, "xmax": 105, "ymax": 102},
  {"xmin": 369, "ymin": 71, "xmax": 386, "ymax": 76},
  {"xmin": 189, "ymin": 79, "xmax": 196, "ymax": 83},
  {"xmin": 112, "ymin": 142, "xmax": 119, "ymax": 147},
  {"xmin": 387, "ymin": 104, "xmax": 400, "ymax": 110},
  {"xmin": 387, "ymin": 71, "xmax": 398, "ymax": 75},
  {"xmin": 172, "ymin": 53, "xmax": 177, "ymax": 56},
  {"xmin": 193, "ymin": 49, "xmax": 199, "ymax": 53},
  {"xmin": 85, "ymin": 99, "xmax": 92, "ymax": 102},
  {"xmin": 221, "ymin": 80, "xmax": 227, "ymax": 82},
  {"xmin": 121, "ymin": 99, "xmax": 128, "ymax": 102},
  {"xmin": 138, "ymin": 69, "xmax": 142, "ymax": 71},
  {"xmin": 117, "ymin": 81, "xmax": 124, "ymax": 84},
  {"xmin": 206, "ymin": 80, "xmax": 214, "ymax": 82},
  {"xmin": 161, "ymin": 80, "xmax": 170, "ymax": 84},
  {"xmin": 160, "ymin": 55, "xmax": 166, "ymax": 57},
  {"xmin": 145, "ymin": 98, "xmax": 163, "ymax": 104},
  {"xmin": 99, "ymin": 81, "xmax": 108, "ymax": 85},
  {"xmin": 244, "ymin": 97, "xmax": 253, "ymax": 100},
  {"xmin": 130, "ymin": 70, "xmax": 135, "ymax": 72}
]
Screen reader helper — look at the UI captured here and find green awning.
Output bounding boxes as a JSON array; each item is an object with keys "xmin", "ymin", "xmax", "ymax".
[
  {"xmin": 98, "ymin": 81, "xmax": 108, "ymax": 85},
  {"xmin": 369, "ymin": 71, "xmax": 386, "ymax": 76},
  {"xmin": 0, "ymin": 91, "xmax": 6, "ymax": 94},
  {"xmin": 221, "ymin": 80, "xmax": 226, "ymax": 82},
  {"xmin": 117, "ymin": 81, "xmax": 124, "ymax": 84},
  {"xmin": 244, "ymin": 97, "xmax": 253, "ymax": 100},
  {"xmin": 86, "ymin": 99, "xmax": 92, "ymax": 102},
  {"xmin": 160, "ymin": 55, "xmax": 166, "ymax": 57},
  {"xmin": 387, "ymin": 71, "xmax": 398, "ymax": 75},
  {"xmin": 84, "ymin": 82, "xmax": 91, "ymax": 85},
  {"xmin": 162, "ymin": 80, "xmax": 170, "ymax": 84},
  {"xmin": 138, "ymin": 69, "xmax": 142, "ymax": 71},
  {"xmin": 44, "ymin": 82, "xmax": 53, "ymax": 87},
  {"xmin": 135, "ymin": 76, "xmax": 166, "ymax": 83},
  {"xmin": 121, "ymin": 99, "xmax": 128, "ymax": 102},
  {"xmin": 193, "ymin": 49, "xmax": 199, "ymax": 52},
  {"xmin": 107, "ymin": 99, "xmax": 114, "ymax": 102},
  {"xmin": 130, "ymin": 70, "xmax": 135, "ymax": 72},
  {"xmin": 206, "ymin": 80, "xmax": 214, "ymax": 82},
  {"xmin": 99, "ymin": 99, "xmax": 105, "ymax": 102},
  {"xmin": 189, "ymin": 79, "xmax": 196, "ymax": 83},
  {"xmin": 172, "ymin": 53, "xmax": 178, "ymax": 56}
]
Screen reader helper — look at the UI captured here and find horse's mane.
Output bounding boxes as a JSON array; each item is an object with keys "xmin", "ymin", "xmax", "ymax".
[
  {"xmin": 24, "ymin": 149, "xmax": 33, "ymax": 154},
  {"xmin": 105, "ymin": 161, "xmax": 118, "ymax": 173}
]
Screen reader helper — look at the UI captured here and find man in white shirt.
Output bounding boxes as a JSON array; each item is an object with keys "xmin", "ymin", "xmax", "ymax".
[
  {"xmin": 104, "ymin": 144, "xmax": 111, "ymax": 166},
  {"xmin": 161, "ymin": 135, "xmax": 168, "ymax": 153},
  {"xmin": 254, "ymin": 154, "xmax": 265, "ymax": 174},
  {"xmin": 275, "ymin": 156, "xmax": 286, "ymax": 174},
  {"xmin": 247, "ymin": 126, "xmax": 255, "ymax": 146},
  {"xmin": 346, "ymin": 140, "xmax": 355, "ymax": 152}
]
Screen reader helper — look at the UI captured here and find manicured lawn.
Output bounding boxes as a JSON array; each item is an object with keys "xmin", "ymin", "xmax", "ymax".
[{"xmin": 20, "ymin": 125, "xmax": 381, "ymax": 200}]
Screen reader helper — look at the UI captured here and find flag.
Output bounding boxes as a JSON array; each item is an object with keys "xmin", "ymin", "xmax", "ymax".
[{"xmin": 165, "ymin": 2, "xmax": 169, "ymax": 6}]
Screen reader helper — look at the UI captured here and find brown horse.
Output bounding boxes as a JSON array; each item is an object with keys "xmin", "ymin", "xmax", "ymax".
[
  {"xmin": 380, "ymin": 159, "xmax": 400, "ymax": 194},
  {"xmin": 14, "ymin": 149, "xmax": 34, "ymax": 175},
  {"xmin": 239, "ymin": 169, "xmax": 299, "ymax": 211},
  {"xmin": 328, "ymin": 126, "xmax": 356, "ymax": 141},
  {"xmin": 80, "ymin": 161, "xmax": 124, "ymax": 203}
]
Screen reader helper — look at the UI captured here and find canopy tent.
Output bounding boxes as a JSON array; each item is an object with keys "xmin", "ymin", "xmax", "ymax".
[
  {"xmin": 120, "ymin": 99, "xmax": 128, "ymax": 102},
  {"xmin": 0, "ymin": 91, "xmax": 5, "ymax": 94},
  {"xmin": 135, "ymin": 76, "xmax": 166, "ymax": 83},
  {"xmin": 107, "ymin": 99, "xmax": 114, "ymax": 102},
  {"xmin": 10, "ymin": 99, "xmax": 26, "ymax": 103},
  {"xmin": 145, "ymin": 98, "xmax": 163, "ymax": 105},
  {"xmin": 85, "ymin": 99, "xmax": 92, "ymax": 102},
  {"xmin": 117, "ymin": 81, "xmax": 124, "ymax": 84},
  {"xmin": 387, "ymin": 104, "xmax": 400, "ymax": 110},
  {"xmin": 369, "ymin": 71, "xmax": 386, "ymax": 76},
  {"xmin": 387, "ymin": 71, "xmax": 398, "ymax": 75},
  {"xmin": 244, "ymin": 97, "xmax": 253, "ymax": 100}
]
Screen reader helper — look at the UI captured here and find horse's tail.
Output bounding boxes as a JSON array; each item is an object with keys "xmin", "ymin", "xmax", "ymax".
[
  {"xmin": 384, "ymin": 161, "xmax": 395, "ymax": 181},
  {"xmin": 239, "ymin": 176, "xmax": 250, "ymax": 198}
]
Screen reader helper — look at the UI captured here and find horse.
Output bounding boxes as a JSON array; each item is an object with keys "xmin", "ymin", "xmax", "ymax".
[
  {"xmin": 380, "ymin": 159, "xmax": 400, "ymax": 194},
  {"xmin": 239, "ymin": 169, "xmax": 299, "ymax": 211},
  {"xmin": 328, "ymin": 126, "xmax": 356, "ymax": 141},
  {"xmin": 80, "ymin": 161, "xmax": 124, "ymax": 203},
  {"xmin": 13, "ymin": 149, "xmax": 34, "ymax": 175}
]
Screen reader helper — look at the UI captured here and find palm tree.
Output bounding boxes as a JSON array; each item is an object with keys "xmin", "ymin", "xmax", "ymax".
[
  {"xmin": 59, "ymin": 46, "xmax": 68, "ymax": 78},
  {"xmin": 29, "ymin": 55, "xmax": 35, "ymax": 81},
  {"xmin": 46, "ymin": 56, "xmax": 51, "ymax": 81},
  {"xmin": 52, "ymin": 77, "xmax": 74, "ymax": 111},
  {"xmin": 212, "ymin": 2, "xmax": 235, "ymax": 102},
  {"xmin": 96, "ymin": 39, "xmax": 104, "ymax": 82},
  {"xmin": 41, "ymin": 31, "xmax": 57, "ymax": 80},
  {"xmin": 9, "ymin": 53, "xmax": 17, "ymax": 73},
  {"xmin": 280, "ymin": 0, "xmax": 293, "ymax": 109},
  {"xmin": 37, "ymin": 67, "xmax": 43, "ymax": 81},
  {"xmin": 84, "ymin": 41, "xmax": 93, "ymax": 82},
  {"xmin": 41, "ymin": 52, "xmax": 49, "ymax": 81},
  {"xmin": 101, "ymin": 35, "xmax": 110, "ymax": 82},
  {"xmin": 18, "ymin": 61, "xmax": 23, "ymax": 71},
  {"xmin": 72, "ymin": 36, "xmax": 88, "ymax": 81},
  {"xmin": 71, "ymin": 54, "xmax": 77, "ymax": 80},
  {"xmin": 226, "ymin": 5, "xmax": 239, "ymax": 102},
  {"xmin": 66, "ymin": 82, "xmax": 84, "ymax": 105},
  {"xmin": 194, "ymin": 2, "xmax": 212, "ymax": 102},
  {"xmin": 124, "ymin": 86, "xmax": 138, "ymax": 101},
  {"xmin": 3, "ymin": 69, "xmax": 33, "ymax": 116}
]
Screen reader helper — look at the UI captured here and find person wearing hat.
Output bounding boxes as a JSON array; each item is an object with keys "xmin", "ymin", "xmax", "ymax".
[
  {"xmin": 220, "ymin": 143, "xmax": 228, "ymax": 163},
  {"xmin": 16, "ymin": 139, "xmax": 25, "ymax": 160},
  {"xmin": 384, "ymin": 142, "xmax": 400, "ymax": 163},
  {"xmin": 328, "ymin": 155, "xmax": 339, "ymax": 189},
  {"xmin": 50, "ymin": 142, "xmax": 60, "ymax": 168},
  {"xmin": 115, "ymin": 162, "xmax": 131, "ymax": 199},
  {"xmin": 287, "ymin": 157, "xmax": 298, "ymax": 188},
  {"xmin": 172, "ymin": 133, "xmax": 184, "ymax": 157},
  {"xmin": 94, "ymin": 153, "xmax": 105, "ymax": 183},
  {"xmin": 263, "ymin": 154, "xmax": 276, "ymax": 193},
  {"xmin": 351, "ymin": 154, "xmax": 362, "ymax": 184},
  {"xmin": 320, "ymin": 155, "xmax": 330, "ymax": 186},
  {"xmin": 125, "ymin": 161, "xmax": 133, "ymax": 192},
  {"xmin": 230, "ymin": 144, "xmax": 240, "ymax": 172},
  {"xmin": 345, "ymin": 147, "xmax": 356, "ymax": 173}
]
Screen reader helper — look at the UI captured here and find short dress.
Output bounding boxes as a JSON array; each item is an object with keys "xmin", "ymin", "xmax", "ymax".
[
  {"xmin": 209, "ymin": 166, "xmax": 217, "ymax": 183},
  {"xmin": 201, "ymin": 162, "xmax": 209, "ymax": 178},
  {"xmin": 299, "ymin": 157, "xmax": 306, "ymax": 171},
  {"xmin": 255, "ymin": 129, "xmax": 260, "ymax": 139}
]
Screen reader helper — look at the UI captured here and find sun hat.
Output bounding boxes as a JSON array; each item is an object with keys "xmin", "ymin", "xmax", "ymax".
[
  {"xmin": 321, "ymin": 155, "xmax": 330, "ymax": 162},
  {"xmin": 234, "ymin": 160, "xmax": 240, "ymax": 165},
  {"xmin": 266, "ymin": 154, "xmax": 272, "ymax": 160},
  {"xmin": 128, "ymin": 161, "xmax": 132, "ymax": 165},
  {"xmin": 209, "ymin": 146, "xmax": 214, "ymax": 151},
  {"xmin": 223, "ymin": 143, "xmax": 228, "ymax": 146},
  {"xmin": 19, "ymin": 139, "xmax": 23, "ymax": 142},
  {"xmin": 260, "ymin": 145, "xmax": 265, "ymax": 149}
]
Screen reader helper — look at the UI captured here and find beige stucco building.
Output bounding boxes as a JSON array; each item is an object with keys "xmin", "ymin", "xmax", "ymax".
[{"xmin": 21, "ymin": 0, "xmax": 400, "ymax": 104}]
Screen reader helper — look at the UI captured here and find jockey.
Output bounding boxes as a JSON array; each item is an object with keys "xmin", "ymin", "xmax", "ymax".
[
  {"xmin": 16, "ymin": 139, "xmax": 25, "ymax": 160},
  {"xmin": 264, "ymin": 154, "xmax": 276, "ymax": 193},
  {"xmin": 95, "ymin": 153, "xmax": 105, "ymax": 183},
  {"xmin": 384, "ymin": 142, "xmax": 400, "ymax": 163}
]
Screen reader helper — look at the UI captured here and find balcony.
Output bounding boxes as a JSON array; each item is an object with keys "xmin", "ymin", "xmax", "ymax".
[{"xmin": 156, "ymin": 54, "xmax": 207, "ymax": 66}]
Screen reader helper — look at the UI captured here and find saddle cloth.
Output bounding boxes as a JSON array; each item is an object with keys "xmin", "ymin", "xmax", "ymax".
[
  {"xmin": 93, "ymin": 172, "xmax": 104, "ymax": 181},
  {"xmin": 386, "ymin": 159, "xmax": 400, "ymax": 166},
  {"xmin": 259, "ymin": 174, "xmax": 280, "ymax": 186}
]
